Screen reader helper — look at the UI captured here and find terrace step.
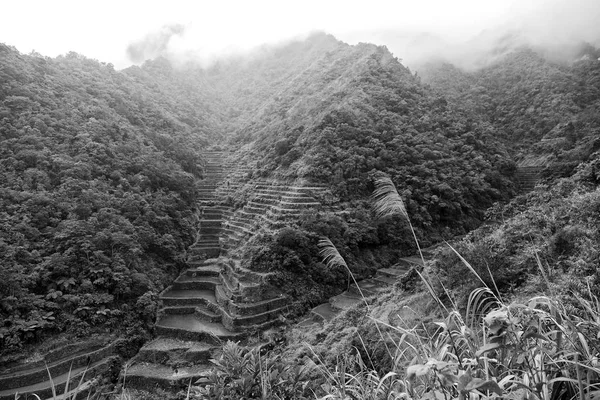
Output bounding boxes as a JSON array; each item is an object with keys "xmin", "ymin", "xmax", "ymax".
[
  {"xmin": 0, "ymin": 356, "xmax": 115, "ymax": 400},
  {"xmin": 173, "ymin": 275, "xmax": 220, "ymax": 291},
  {"xmin": 224, "ymin": 295, "xmax": 288, "ymax": 316},
  {"xmin": 330, "ymin": 292, "xmax": 363, "ymax": 311},
  {"xmin": 400, "ymin": 256, "xmax": 425, "ymax": 265},
  {"xmin": 374, "ymin": 268, "xmax": 408, "ymax": 279},
  {"xmin": 160, "ymin": 303, "xmax": 222, "ymax": 323},
  {"xmin": 160, "ymin": 288, "xmax": 217, "ymax": 307},
  {"xmin": 0, "ymin": 339, "xmax": 120, "ymax": 395},
  {"xmin": 372, "ymin": 274, "xmax": 398, "ymax": 285},
  {"xmin": 125, "ymin": 362, "xmax": 211, "ymax": 391},
  {"xmin": 194, "ymin": 240, "xmax": 220, "ymax": 247},
  {"xmin": 220, "ymin": 305, "xmax": 287, "ymax": 331},
  {"xmin": 189, "ymin": 247, "xmax": 221, "ymax": 258},
  {"xmin": 348, "ymin": 278, "xmax": 388, "ymax": 297},
  {"xmin": 136, "ymin": 338, "xmax": 215, "ymax": 365},
  {"xmin": 311, "ymin": 303, "xmax": 337, "ymax": 322},
  {"xmin": 155, "ymin": 314, "xmax": 243, "ymax": 343},
  {"xmin": 279, "ymin": 201, "xmax": 321, "ymax": 209}
]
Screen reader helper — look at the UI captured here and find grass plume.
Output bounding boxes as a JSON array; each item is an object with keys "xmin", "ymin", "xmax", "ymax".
[{"xmin": 318, "ymin": 237, "xmax": 370, "ymax": 311}]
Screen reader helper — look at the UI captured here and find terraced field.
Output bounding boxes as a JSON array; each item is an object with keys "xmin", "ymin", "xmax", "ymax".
[
  {"xmin": 0, "ymin": 149, "xmax": 458, "ymax": 397},
  {"xmin": 0, "ymin": 338, "xmax": 121, "ymax": 400},
  {"xmin": 515, "ymin": 165, "xmax": 544, "ymax": 193},
  {"xmin": 124, "ymin": 151, "xmax": 324, "ymax": 392}
]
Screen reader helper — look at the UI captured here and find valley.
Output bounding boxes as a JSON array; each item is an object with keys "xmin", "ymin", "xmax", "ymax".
[{"xmin": 1, "ymin": 32, "xmax": 600, "ymax": 399}]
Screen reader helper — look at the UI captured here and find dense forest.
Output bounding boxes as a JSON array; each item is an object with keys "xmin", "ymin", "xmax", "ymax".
[
  {"xmin": 2, "ymin": 31, "xmax": 600, "ymax": 399},
  {"xmin": 420, "ymin": 48, "xmax": 600, "ymax": 171},
  {"xmin": 0, "ymin": 44, "xmax": 219, "ymax": 354},
  {"xmin": 197, "ymin": 34, "xmax": 520, "ymax": 312}
]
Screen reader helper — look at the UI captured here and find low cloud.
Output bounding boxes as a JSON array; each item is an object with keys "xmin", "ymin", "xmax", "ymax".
[
  {"xmin": 361, "ymin": 0, "xmax": 600, "ymax": 70},
  {"xmin": 123, "ymin": 0, "xmax": 600, "ymax": 71},
  {"xmin": 126, "ymin": 24, "xmax": 186, "ymax": 63}
]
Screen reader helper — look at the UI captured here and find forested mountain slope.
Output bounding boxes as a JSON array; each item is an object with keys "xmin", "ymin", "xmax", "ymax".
[
  {"xmin": 259, "ymin": 46, "xmax": 600, "ymax": 400},
  {"xmin": 79, "ymin": 34, "xmax": 520, "ymax": 319},
  {"xmin": 406, "ymin": 43, "xmax": 600, "ymax": 324},
  {"xmin": 419, "ymin": 48, "xmax": 600, "ymax": 174},
  {"xmin": 207, "ymin": 33, "xmax": 516, "ymax": 233},
  {"xmin": 0, "ymin": 34, "xmax": 523, "ymax": 357},
  {"xmin": 3, "ymin": 31, "xmax": 599, "ymax": 366},
  {"xmin": 0, "ymin": 44, "xmax": 219, "ymax": 355}
]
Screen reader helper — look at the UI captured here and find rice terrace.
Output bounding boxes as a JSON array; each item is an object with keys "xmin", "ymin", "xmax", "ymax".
[{"xmin": 2, "ymin": 1, "xmax": 600, "ymax": 399}]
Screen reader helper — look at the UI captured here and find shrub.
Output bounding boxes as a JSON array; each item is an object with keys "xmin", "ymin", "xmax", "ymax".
[{"xmin": 192, "ymin": 341, "xmax": 316, "ymax": 399}]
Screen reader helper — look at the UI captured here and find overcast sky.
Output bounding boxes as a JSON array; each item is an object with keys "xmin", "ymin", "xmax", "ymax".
[{"xmin": 2, "ymin": 0, "xmax": 600, "ymax": 69}]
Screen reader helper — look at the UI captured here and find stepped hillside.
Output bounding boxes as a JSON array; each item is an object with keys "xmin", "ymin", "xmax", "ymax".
[
  {"xmin": 196, "ymin": 34, "xmax": 518, "ymax": 314},
  {"xmin": 123, "ymin": 151, "xmax": 298, "ymax": 392},
  {"xmin": 121, "ymin": 33, "xmax": 522, "ymax": 317}
]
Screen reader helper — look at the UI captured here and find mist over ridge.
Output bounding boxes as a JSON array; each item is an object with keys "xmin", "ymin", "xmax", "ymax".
[{"xmin": 123, "ymin": 0, "xmax": 600, "ymax": 72}]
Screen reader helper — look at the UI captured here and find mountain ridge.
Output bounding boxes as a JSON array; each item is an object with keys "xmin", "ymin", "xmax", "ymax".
[{"xmin": 2, "ymin": 33, "xmax": 600, "ymax": 398}]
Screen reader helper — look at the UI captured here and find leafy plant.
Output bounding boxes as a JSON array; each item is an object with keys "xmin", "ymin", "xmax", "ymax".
[
  {"xmin": 311, "ymin": 175, "xmax": 600, "ymax": 400},
  {"xmin": 192, "ymin": 341, "xmax": 315, "ymax": 400}
]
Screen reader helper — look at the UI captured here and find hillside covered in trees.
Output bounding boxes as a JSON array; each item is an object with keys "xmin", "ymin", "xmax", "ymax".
[
  {"xmin": 0, "ymin": 33, "xmax": 522, "ymax": 355},
  {"xmin": 268, "ymin": 39, "xmax": 600, "ymax": 400},
  {"xmin": 2, "ymin": 31, "xmax": 600, "ymax": 399},
  {"xmin": 0, "ymin": 44, "xmax": 219, "ymax": 354}
]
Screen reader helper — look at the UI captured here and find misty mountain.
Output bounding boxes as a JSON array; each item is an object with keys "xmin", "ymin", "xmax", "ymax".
[
  {"xmin": 215, "ymin": 34, "xmax": 515, "ymax": 224},
  {"xmin": 2, "ymin": 32, "xmax": 600, "ymax": 359},
  {"xmin": 420, "ymin": 47, "xmax": 600, "ymax": 173}
]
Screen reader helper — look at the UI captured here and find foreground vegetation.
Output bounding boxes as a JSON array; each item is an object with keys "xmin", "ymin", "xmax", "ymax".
[
  {"xmin": 180, "ymin": 175, "xmax": 600, "ymax": 399},
  {"xmin": 181, "ymin": 291, "xmax": 599, "ymax": 399}
]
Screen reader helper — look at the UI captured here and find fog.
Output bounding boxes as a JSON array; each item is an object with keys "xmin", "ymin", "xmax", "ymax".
[{"xmin": 1, "ymin": 0, "xmax": 599, "ymax": 70}]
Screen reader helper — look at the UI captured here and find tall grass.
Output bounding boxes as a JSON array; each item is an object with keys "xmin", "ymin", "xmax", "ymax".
[
  {"xmin": 318, "ymin": 237, "xmax": 370, "ymax": 311},
  {"xmin": 13, "ymin": 363, "xmax": 93, "ymax": 400},
  {"xmin": 111, "ymin": 175, "xmax": 600, "ymax": 399},
  {"xmin": 373, "ymin": 176, "xmax": 449, "ymax": 312},
  {"xmin": 314, "ymin": 175, "xmax": 600, "ymax": 400}
]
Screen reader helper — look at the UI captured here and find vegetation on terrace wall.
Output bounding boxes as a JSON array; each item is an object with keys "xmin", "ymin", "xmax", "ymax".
[{"xmin": 240, "ymin": 203, "xmax": 411, "ymax": 312}]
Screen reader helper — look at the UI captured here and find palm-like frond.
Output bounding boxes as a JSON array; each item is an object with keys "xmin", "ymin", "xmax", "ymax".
[
  {"xmin": 318, "ymin": 237, "xmax": 348, "ymax": 270},
  {"xmin": 372, "ymin": 176, "xmax": 407, "ymax": 220},
  {"xmin": 318, "ymin": 237, "xmax": 369, "ymax": 310},
  {"xmin": 371, "ymin": 175, "xmax": 447, "ymax": 313}
]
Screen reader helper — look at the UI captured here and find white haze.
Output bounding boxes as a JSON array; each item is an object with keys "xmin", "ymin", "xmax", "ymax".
[{"xmin": 1, "ymin": 0, "xmax": 599, "ymax": 70}]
